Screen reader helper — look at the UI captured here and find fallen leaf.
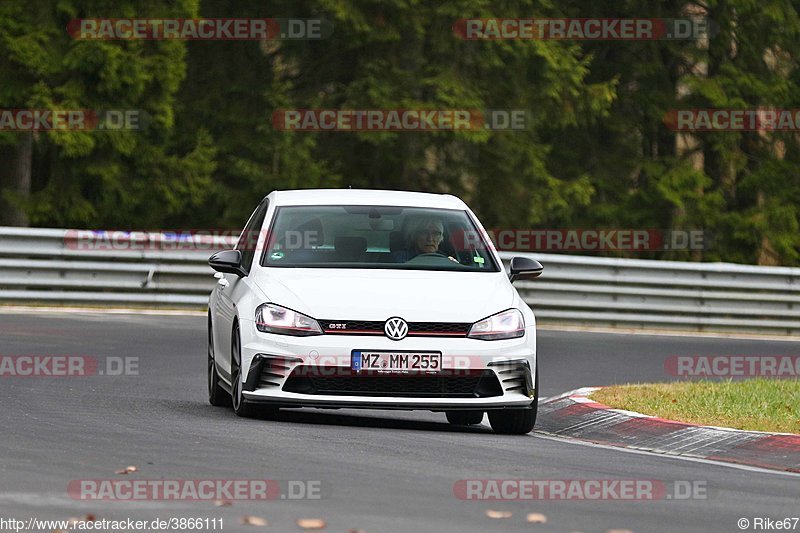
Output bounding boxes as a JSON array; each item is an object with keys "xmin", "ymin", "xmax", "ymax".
[
  {"xmin": 115, "ymin": 465, "xmax": 138, "ymax": 475},
  {"xmin": 240, "ymin": 516, "xmax": 268, "ymax": 527},
  {"xmin": 214, "ymin": 499, "xmax": 233, "ymax": 507},
  {"xmin": 485, "ymin": 510, "xmax": 513, "ymax": 519},
  {"xmin": 66, "ymin": 514, "xmax": 96, "ymax": 527},
  {"xmin": 526, "ymin": 512, "xmax": 547, "ymax": 523},
  {"xmin": 297, "ymin": 518, "xmax": 327, "ymax": 529}
]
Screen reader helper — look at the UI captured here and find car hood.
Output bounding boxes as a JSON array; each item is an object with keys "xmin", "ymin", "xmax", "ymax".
[{"xmin": 251, "ymin": 268, "xmax": 516, "ymax": 322}]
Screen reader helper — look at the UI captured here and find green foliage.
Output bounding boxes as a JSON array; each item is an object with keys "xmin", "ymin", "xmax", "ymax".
[
  {"xmin": 0, "ymin": 0, "xmax": 215, "ymax": 228},
  {"xmin": 2, "ymin": 0, "xmax": 800, "ymax": 264}
]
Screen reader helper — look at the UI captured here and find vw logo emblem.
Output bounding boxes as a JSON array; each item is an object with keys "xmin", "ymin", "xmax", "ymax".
[{"xmin": 384, "ymin": 317, "xmax": 409, "ymax": 341}]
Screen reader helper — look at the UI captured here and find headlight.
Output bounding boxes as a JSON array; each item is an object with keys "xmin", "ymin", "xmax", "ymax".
[
  {"xmin": 255, "ymin": 304, "xmax": 322, "ymax": 336},
  {"xmin": 468, "ymin": 309, "xmax": 524, "ymax": 340}
]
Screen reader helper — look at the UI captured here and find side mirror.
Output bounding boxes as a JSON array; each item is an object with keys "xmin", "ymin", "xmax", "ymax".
[
  {"xmin": 509, "ymin": 257, "xmax": 543, "ymax": 283},
  {"xmin": 209, "ymin": 249, "xmax": 246, "ymax": 277}
]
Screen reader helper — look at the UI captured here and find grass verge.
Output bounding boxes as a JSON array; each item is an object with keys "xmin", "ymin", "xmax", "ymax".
[{"xmin": 590, "ymin": 379, "xmax": 800, "ymax": 434}]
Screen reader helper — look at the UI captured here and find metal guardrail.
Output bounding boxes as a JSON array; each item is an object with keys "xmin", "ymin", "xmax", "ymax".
[
  {"xmin": 513, "ymin": 254, "xmax": 800, "ymax": 335},
  {"xmin": 1, "ymin": 226, "xmax": 799, "ymax": 335},
  {"xmin": 0, "ymin": 227, "xmax": 223, "ymax": 308}
]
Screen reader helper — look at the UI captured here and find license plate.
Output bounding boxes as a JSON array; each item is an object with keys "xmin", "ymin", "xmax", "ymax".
[{"xmin": 352, "ymin": 351, "xmax": 441, "ymax": 372}]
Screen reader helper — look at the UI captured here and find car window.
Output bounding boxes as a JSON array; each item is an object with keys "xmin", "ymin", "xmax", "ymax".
[
  {"xmin": 235, "ymin": 199, "xmax": 269, "ymax": 274},
  {"xmin": 261, "ymin": 205, "xmax": 499, "ymax": 272}
]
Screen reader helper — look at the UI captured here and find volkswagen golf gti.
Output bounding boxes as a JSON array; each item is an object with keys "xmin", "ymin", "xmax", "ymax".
[{"xmin": 207, "ymin": 189, "xmax": 543, "ymax": 434}]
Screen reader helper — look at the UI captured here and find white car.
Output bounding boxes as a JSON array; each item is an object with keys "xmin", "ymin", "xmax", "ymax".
[{"xmin": 207, "ymin": 189, "xmax": 543, "ymax": 434}]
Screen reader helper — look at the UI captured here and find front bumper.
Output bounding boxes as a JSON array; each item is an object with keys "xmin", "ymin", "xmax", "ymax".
[
  {"xmin": 242, "ymin": 395, "xmax": 535, "ymax": 411},
  {"xmin": 238, "ymin": 319, "xmax": 537, "ymax": 411}
]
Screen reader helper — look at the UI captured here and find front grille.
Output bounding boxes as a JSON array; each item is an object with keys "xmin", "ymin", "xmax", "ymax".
[
  {"xmin": 407, "ymin": 322, "xmax": 470, "ymax": 335},
  {"xmin": 318, "ymin": 319, "xmax": 470, "ymax": 337},
  {"xmin": 282, "ymin": 368, "xmax": 502, "ymax": 398}
]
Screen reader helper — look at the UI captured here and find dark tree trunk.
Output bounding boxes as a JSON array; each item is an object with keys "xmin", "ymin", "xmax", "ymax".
[{"xmin": 0, "ymin": 133, "xmax": 33, "ymax": 226}]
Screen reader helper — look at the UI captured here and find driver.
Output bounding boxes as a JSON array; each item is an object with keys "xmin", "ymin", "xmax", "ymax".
[
  {"xmin": 408, "ymin": 216, "xmax": 445, "ymax": 255},
  {"xmin": 393, "ymin": 216, "xmax": 458, "ymax": 263}
]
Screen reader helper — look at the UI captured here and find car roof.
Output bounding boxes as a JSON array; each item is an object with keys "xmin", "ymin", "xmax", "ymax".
[{"xmin": 268, "ymin": 189, "xmax": 468, "ymax": 209}]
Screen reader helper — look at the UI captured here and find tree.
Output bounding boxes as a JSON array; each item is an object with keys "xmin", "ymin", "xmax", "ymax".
[
  {"xmin": 177, "ymin": 0, "xmax": 615, "ymax": 229},
  {"xmin": 0, "ymin": 0, "xmax": 216, "ymax": 229}
]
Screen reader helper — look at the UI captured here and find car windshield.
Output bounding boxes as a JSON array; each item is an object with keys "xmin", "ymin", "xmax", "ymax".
[{"xmin": 261, "ymin": 205, "xmax": 499, "ymax": 272}]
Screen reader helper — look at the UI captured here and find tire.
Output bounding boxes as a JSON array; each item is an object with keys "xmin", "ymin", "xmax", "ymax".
[
  {"xmin": 231, "ymin": 322, "xmax": 257, "ymax": 418},
  {"xmin": 488, "ymin": 364, "xmax": 539, "ymax": 435},
  {"xmin": 488, "ymin": 408, "xmax": 536, "ymax": 435},
  {"xmin": 445, "ymin": 410, "xmax": 484, "ymax": 426},
  {"xmin": 208, "ymin": 316, "xmax": 231, "ymax": 407}
]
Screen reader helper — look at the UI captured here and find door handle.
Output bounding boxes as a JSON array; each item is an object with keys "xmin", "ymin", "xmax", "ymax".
[{"xmin": 217, "ymin": 278, "xmax": 229, "ymax": 288}]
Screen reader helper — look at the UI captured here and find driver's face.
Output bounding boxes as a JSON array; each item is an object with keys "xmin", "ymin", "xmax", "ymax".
[{"xmin": 415, "ymin": 223, "xmax": 444, "ymax": 253}]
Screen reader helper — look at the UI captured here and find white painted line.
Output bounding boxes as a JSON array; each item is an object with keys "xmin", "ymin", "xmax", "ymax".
[
  {"xmin": 606, "ymin": 408, "xmax": 653, "ymax": 418},
  {"xmin": 538, "ymin": 387, "xmax": 599, "ymax": 403},
  {"xmin": 0, "ymin": 491, "xmax": 182, "ymax": 509},
  {"xmin": 570, "ymin": 390, "xmax": 602, "ymax": 403},
  {"xmin": 531, "ymin": 432, "xmax": 800, "ymax": 479}
]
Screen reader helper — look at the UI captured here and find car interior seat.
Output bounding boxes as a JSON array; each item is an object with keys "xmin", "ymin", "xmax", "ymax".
[{"xmin": 333, "ymin": 236, "xmax": 367, "ymax": 262}]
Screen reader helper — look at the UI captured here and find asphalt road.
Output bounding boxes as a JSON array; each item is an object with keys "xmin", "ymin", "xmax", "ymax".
[{"xmin": 1, "ymin": 311, "xmax": 798, "ymax": 533}]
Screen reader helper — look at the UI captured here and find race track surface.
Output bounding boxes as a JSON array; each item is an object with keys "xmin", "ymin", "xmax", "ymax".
[{"xmin": 1, "ymin": 312, "xmax": 797, "ymax": 533}]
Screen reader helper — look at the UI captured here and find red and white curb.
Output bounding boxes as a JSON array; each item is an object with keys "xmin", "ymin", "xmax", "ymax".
[{"xmin": 537, "ymin": 387, "xmax": 800, "ymax": 473}]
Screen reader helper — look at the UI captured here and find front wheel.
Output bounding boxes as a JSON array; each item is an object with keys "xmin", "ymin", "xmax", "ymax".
[
  {"xmin": 231, "ymin": 323, "xmax": 257, "ymax": 418},
  {"xmin": 208, "ymin": 317, "xmax": 231, "ymax": 407},
  {"xmin": 488, "ymin": 408, "xmax": 536, "ymax": 435},
  {"xmin": 488, "ymin": 364, "xmax": 538, "ymax": 435}
]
